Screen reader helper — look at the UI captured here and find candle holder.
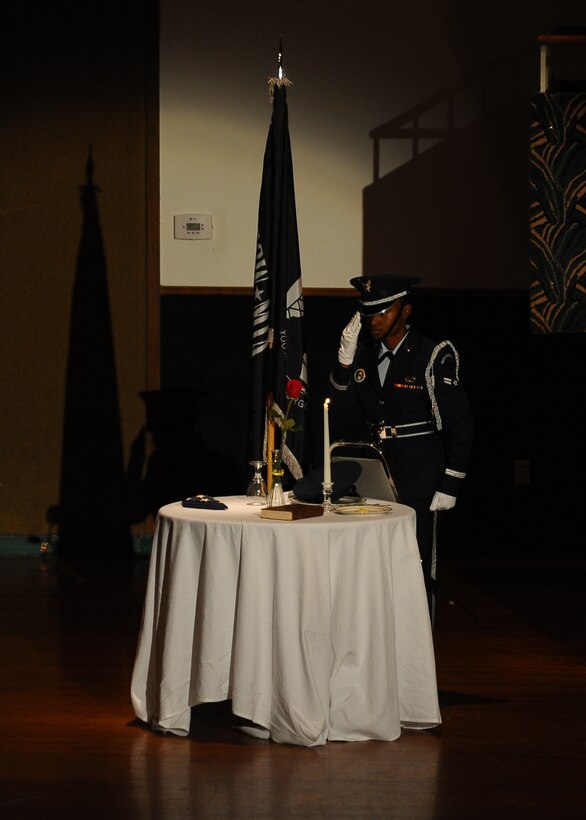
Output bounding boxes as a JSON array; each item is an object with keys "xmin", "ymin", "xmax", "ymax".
[{"xmin": 322, "ymin": 481, "xmax": 334, "ymax": 512}]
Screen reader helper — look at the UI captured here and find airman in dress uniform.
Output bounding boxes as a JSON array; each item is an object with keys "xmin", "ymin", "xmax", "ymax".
[{"xmin": 329, "ymin": 274, "xmax": 474, "ymax": 620}]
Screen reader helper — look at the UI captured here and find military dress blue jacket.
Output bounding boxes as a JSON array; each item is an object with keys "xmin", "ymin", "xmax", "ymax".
[{"xmin": 329, "ymin": 327, "xmax": 474, "ymax": 504}]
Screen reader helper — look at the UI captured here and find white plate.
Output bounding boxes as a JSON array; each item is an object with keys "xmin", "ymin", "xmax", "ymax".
[{"xmin": 333, "ymin": 503, "xmax": 393, "ymax": 515}]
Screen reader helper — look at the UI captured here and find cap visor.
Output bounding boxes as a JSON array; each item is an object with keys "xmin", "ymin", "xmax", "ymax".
[{"xmin": 358, "ymin": 296, "xmax": 401, "ymax": 317}]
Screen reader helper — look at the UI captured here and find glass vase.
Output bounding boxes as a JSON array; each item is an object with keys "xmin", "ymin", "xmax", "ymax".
[{"xmin": 266, "ymin": 450, "xmax": 286, "ymax": 508}]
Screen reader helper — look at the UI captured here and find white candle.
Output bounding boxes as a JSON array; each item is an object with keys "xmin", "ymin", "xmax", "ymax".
[{"xmin": 323, "ymin": 398, "xmax": 331, "ymax": 484}]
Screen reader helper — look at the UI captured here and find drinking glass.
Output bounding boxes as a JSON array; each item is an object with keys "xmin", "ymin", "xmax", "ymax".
[{"xmin": 246, "ymin": 460, "xmax": 267, "ymax": 504}]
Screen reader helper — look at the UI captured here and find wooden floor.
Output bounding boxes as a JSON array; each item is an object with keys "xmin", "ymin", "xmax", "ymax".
[{"xmin": 0, "ymin": 554, "xmax": 584, "ymax": 820}]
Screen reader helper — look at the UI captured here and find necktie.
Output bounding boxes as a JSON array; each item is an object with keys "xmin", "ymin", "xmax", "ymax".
[
  {"xmin": 377, "ymin": 350, "xmax": 394, "ymax": 365},
  {"xmin": 377, "ymin": 349, "xmax": 393, "ymax": 386}
]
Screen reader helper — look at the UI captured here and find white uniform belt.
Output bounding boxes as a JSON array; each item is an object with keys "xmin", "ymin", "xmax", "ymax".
[{"xmin": 376, "ymin": 420, "xmax": 435, "ymax": 440}]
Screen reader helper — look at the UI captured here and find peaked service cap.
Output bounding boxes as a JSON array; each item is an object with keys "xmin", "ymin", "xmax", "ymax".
[{"xmin": 350, "ymin": 274, "xmax": 422, "ymax": 317}]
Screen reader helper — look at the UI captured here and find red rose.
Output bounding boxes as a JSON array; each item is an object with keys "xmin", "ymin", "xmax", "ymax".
[{"xmin": 286, "ymin": 379, "xmax": 304, "ymax": 400}]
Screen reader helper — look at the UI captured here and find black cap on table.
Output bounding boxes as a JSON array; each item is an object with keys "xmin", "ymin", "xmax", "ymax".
[{"xmin": 293, "ymin": 460, "xmax": 362, "ymax": 504}]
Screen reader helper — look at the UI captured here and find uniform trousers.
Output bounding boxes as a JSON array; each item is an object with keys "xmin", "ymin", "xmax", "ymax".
[{"xmin": 381, "ymin": 443, "xmax": 442, "ymax": 620}]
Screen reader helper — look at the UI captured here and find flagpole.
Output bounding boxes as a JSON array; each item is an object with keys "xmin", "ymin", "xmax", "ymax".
[
  {"xmin": 266, "ymin": 33, "xmax": 282, "ymax": 492},
  {"xmin": 267, "ymin": 391, "xmax": 275, "ymax": 489}
]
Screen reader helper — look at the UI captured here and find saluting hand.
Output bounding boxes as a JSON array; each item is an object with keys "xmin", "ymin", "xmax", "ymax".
[{"xmin": 338, "ymin": 311, "xmax": 361, "ymax": 366}]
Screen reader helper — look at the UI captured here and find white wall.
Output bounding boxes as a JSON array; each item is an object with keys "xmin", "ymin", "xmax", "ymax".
[{"xmin": 159, "ymin": 0, "xmax": 579, "ymax": 288}]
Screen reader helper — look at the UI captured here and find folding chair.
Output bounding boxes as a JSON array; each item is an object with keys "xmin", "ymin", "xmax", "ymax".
[{"xmin": 329, "ymin": 440, "xmax": 399, "ymax": 502}]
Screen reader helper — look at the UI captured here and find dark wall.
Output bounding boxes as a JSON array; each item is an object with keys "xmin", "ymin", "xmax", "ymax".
[
  {"xmin": 161, "ymin": 289, "xmax": 585, "ymax": 560},
  {"xmin": 364, "ymin": 98, "xmax": 531, "ymax": 290},
  {"xmin": 0, "ymin": 1, "xmax": 153, "ymax": 542}
]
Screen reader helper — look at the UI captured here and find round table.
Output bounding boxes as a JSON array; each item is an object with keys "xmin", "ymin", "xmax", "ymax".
[{"xmin": 131, "ymin": 496, "xmax": 441, "ymax": 746}]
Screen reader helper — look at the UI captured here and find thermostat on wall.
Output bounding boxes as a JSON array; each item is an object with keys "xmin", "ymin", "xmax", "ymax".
[{"xmin": 174, "ymin": 214, "xmax": 212, "ymax": 240}]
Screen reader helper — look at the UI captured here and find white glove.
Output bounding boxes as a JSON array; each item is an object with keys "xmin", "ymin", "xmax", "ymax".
[
  {"xmin": 338, "ymin": 311, "xmax": 361, "ymax": 365},
  {"xmin": 430, "ymin": 491, "xmax": 457, "ymax": 511}
]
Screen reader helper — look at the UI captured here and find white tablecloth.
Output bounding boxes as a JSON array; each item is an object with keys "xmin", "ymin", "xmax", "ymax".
[{"xmin": 130, "ymin": 496, "xmax": 441, "ymax": 746}]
